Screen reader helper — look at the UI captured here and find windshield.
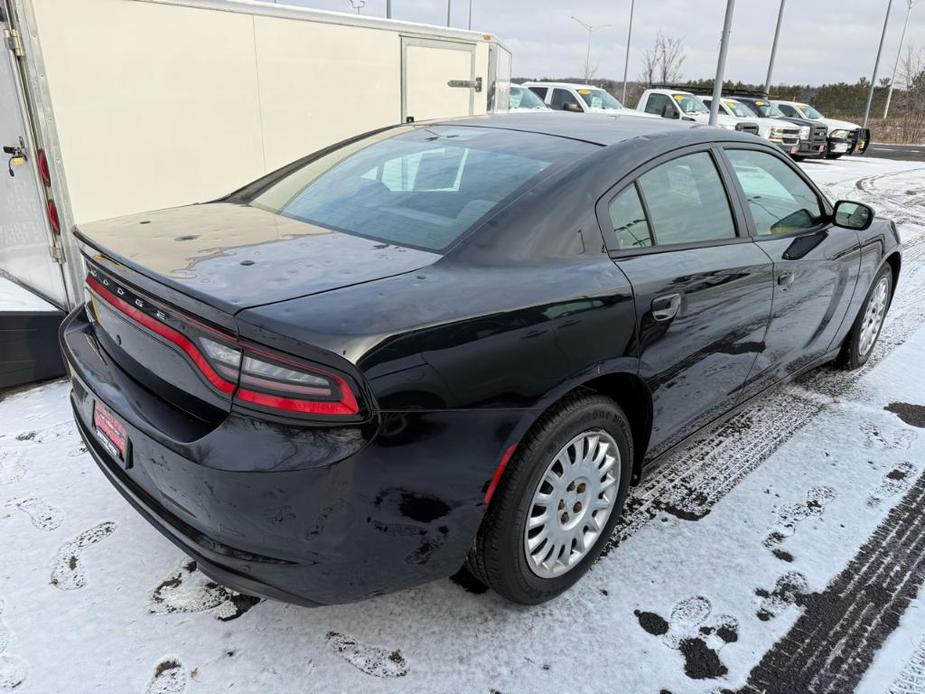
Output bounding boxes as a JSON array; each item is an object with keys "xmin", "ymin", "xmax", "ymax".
[
  {"xmin": 248, "ymin": 126, "xmax": 590, "ymax": 252},
  {"xmin": 751, "ymin": 100, "xmax": 786, "ymax": 118},
  {"xmin": 798, "ymin": 103, "xmax": 824, "ymax": 120},
  {"xmin": 673, "ymin": 94, "xmax": 709, "ymax": 114},
  {"xmin": 510, "ymin": 86, "xmax": 546, "ymax": 110},
  {"xmin": 578, "ymin": 88, "xmax": 625, "ymax": 110},
  {"xmin": 724, "ymin": 100, "xmax": 756, "ymax": 118}
]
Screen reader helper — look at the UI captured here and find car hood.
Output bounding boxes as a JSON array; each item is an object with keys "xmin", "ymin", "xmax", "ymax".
[
  {"xmin": 765, "ymin": 118, "xmax": 800, "ymax": 130},
  {"xmin": 820, "ymin": 117, "xmax": 859, "ymax": 132},
  {"xmin": 75, "ymin": 202, "xmax": 441, "ymax": 314},
  {"xmin": 587, "ymin": 107, "xmax": 661, "ymax": 119}
]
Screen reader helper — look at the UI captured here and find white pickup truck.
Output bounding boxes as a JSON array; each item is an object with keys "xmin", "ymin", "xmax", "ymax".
[
  {"xmin": 525, "ymin": 82, "xmax": 661, "ymax": 118},
  {"xmin": 700, "ymin": 96, "xmax": 803, "ymax": 153},
  {"xmin": 636, "ymin": 88, "xmax": 759, "ymax": 134},
  {"xmin": 771, "ymin": 100, "xmax": 869, "ymax": 158}
]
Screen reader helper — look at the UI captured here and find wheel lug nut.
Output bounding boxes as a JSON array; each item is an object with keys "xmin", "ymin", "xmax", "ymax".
[
  {"xmin": 558, "ymin": 499, "xmax": 565, "ymax": 510},
  {"xmin": 567, "ymin": 482, "xmax": 575, "ymax": 492},
  {"xmin": 576, "ymin": 483, "xmax": 586, "ymax": 494},
  {"xmin": 561, "ymin": 512, "xmax": 569, "ymax": 523},
  {"xmin": 573, "ymin": 502, "xmax": 582, "ymax": 513}
]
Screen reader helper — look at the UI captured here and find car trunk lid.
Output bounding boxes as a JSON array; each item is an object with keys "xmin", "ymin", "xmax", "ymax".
[{"xmin": 76, "ymin": 202, "xmax": 441, "ymax": 315}]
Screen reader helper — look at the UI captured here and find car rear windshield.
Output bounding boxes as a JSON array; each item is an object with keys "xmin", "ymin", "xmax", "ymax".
[{"xmin": 249, "ymin": 126, "xmax": 586, "ymax": 252}]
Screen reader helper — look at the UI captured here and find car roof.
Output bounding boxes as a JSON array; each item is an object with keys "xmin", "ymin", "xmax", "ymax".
[{"xmin": 428, "ymin": 111, "xmax": 757, "ymax": 147}]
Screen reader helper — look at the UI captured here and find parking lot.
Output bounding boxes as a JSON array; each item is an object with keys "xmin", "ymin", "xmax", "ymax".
[{"xmin": 0, "ymin": 155, "xmax": 923, "ymax": 693}]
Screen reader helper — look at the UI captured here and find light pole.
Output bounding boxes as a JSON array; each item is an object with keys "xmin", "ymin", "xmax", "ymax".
[
  {"xmin": 346, "ymin": 0, "xmax": 366, "ymax": 14},
  {"xmin": 468, "ymin": 0, "xmax": 472, "ymax": 30},
  {"xmin": 864, "ymin": 0, "xmax": 894, "ymax": 129},
  {"xmin": 764, "ymin": 0, "xmax": 786, "ymax": 94},
  {"xmin": 571, "ymin": 16, "xmax": 611, "ymax": 82},
  {"xmin": 709, "ymin": 0, "xmax": 736, "ymax": 126},
  {"xmin": 386, "ymin": 0, "xmax": 391, "ymax": 19},
  {"xmin": 621, "ymin": 0, "xmax": 635, "ymax": 104},
  {"xmin": 446, "ymin": 0, "xmax": 451, "ymax": 27},
  {"xmin": 883, "ymin": 0, "xmax": 917, "ymax": 118}
]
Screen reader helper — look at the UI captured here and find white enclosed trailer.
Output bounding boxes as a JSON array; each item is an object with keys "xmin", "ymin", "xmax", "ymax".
[{"xmin": 0, "ymin": 0, "xmax": 512, "ymax": 313}]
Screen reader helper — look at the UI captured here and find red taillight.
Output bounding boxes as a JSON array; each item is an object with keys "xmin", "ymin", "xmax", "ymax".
[
  {"xmin": 47, "ymin": 199, "xmax": 60, "ymax": 233},
  {"xmin": 235, "ymin": 350, "xmax": 360, "ymax": 416},
  {"xmin": 86, "ymin": 271, "xmax": 362, "ymax": 418},
  {"xmin": 86, "ymin": 275, "xmax": 236, "ymax": 394},
  {"xmin": 37, "ymin": 149, "xmax": 51, "ymax": 187}
]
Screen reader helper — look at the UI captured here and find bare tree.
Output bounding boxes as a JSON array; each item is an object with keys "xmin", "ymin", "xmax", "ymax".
[
  {"xmin": 639, "ymin": 32, "xmax": 686, "ymax": 86},
  {"xmin": 897, "ymin": 44, "xmax": 925, "ymax": 143}
]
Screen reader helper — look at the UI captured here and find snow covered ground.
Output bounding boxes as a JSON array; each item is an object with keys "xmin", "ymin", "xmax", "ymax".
[{"xmin": 0, "ymin": 156, "xmax": 924, "ymax": 693}]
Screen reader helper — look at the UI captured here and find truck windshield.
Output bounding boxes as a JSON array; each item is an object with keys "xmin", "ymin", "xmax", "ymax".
[
  {"xmin": 248, "ymin": 126, "xmax": 591, "ymax": 252},
  {"xmin": 725, "ymin": 100, "xmax": 756, "ymax": 118},
  {"xmin": 578, "ymin": 88, "xmax": 625, "ymax": 110},
  {"xmin": 751, "ymin": 100, "xmax": 786, "ymax": 118},
  {"xmin": 673, "ymin": 94, "xmax": 709, "ymax": 114},
  {"xmin": 798, "ymin": 104, "xmax": 825, "ymax": 120},
  {"xmin": 510, "ymin": 86, "xmax": 546, "ymax": 110}
]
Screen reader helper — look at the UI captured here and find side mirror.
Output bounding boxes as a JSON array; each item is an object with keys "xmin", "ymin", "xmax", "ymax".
[
  {"xmin": 661, "ymin": 103, "xmax": 679, "ymax": 119},
  {"xmin": 563, "ymin": 102, "xmax": 583, "ymax": 113},
  {"xmin": 833, "ymin": 200, "xmax": 874, "ymax": 231}
]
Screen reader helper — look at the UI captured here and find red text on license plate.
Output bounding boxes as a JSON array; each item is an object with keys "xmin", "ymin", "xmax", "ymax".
[{"xmin": 94, "ymin": 401, "xmax": 127, "ymax": 459}]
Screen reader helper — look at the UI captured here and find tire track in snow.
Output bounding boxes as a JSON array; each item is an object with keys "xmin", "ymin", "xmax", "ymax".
[
  {"xmin": 889, "ymin": 638, "xmax": 925, "ymax": 694},
  {"xmin": 737, "ymin": 470, "xmax": 925, "ymax": 694}
]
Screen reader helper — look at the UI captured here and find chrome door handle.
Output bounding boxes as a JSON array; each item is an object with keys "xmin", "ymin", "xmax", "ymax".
[{"xmin": 651, "ymin": 293, "xmax": 681, "ymax": 322}]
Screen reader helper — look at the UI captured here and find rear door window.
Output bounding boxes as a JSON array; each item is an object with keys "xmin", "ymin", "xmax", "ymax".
[
  {"xmin": 636, "ymin": 152, "xmax": 737, "ymax": 245},
  {"xmin": 528, "ymin": 86, "xmax": 548, "ymax": 100},
  {"xmin": 725, "ymin": 149, "xmax": 823, "ymax": 235},
  {"xmin": 607, "ymin": 185, "xmax": 653, "ymax": 250}
]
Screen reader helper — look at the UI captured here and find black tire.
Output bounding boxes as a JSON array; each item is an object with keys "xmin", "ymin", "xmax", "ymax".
[
  {"xmin": 837, "ymin": 265, "xmax": 893, "ymax": 370},
  {"xmin": 826, "ymin": 153, "xmax": 844, "ymax": 160},
  {"xmin": 792, "ymin": 155, "xmax": 806, "ymax": 162},
  {"xmin": 467, "ymin": 393, "xmax": 633, "ymax": 604}
]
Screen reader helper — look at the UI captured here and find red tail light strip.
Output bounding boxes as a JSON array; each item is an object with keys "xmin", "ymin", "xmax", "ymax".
[
  {"xmin": 86, "ymin": 275, "xmax": 236, "ymax": 395},
  {"xmin": 237, "ymin": 387, "xmax": 358, "ymax": 416}
]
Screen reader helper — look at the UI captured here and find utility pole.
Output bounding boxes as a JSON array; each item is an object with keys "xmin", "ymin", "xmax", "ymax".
[
  {"xmin": 864, "ymin": 0, "xmax": 894, "ymax": 128},
  {"xmin": 571, "ymin": 16, "xmax": 611, "ymax": 82},
  {"xmin": 709, "ymin": 0, "xmax": 736, "ymax": 126},
  {"xmin": 621, "ymin": 0, "xmax": 635, "ymax": 104},
  {"xmin": 467, "ymin": 0, "xmax": 472, "ymax": 29},
  {"xmin": 386, "ymin": 0, "xmax": 391, "ymax": 19},
  {"xmin": 883, "ymin": 0, "xmax": 916, "ymax": 118},
  {"xmin": 446, "ymin": 0, "xmax": 451, "ymax": 27},
  {"xmin": 764, "ymin": 0, "xmax": 786, "ymax": 94}
]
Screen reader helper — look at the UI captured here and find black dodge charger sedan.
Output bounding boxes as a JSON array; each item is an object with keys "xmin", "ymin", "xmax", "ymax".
[{"xmin": 61, "ymin": 113, "xmax": 900, "ymax": 606}]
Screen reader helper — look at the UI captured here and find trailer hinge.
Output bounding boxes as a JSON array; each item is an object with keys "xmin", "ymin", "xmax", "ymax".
[
  {"xmin": 49, "ymin": 236, "xmax": 65, "ymax": 264},
  {"xmin": 5, "ymin": 28, "xmax": 24, "ymax": 57}
]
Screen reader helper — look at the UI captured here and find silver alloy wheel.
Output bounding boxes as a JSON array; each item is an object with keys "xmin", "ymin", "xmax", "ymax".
[
  {"xmin": 858, "ymin": 276, "xmax": 889, "ymax": 358},
  {"xmin": 524, "ymin": 429, "xmax": 620, "ymax": 579}
]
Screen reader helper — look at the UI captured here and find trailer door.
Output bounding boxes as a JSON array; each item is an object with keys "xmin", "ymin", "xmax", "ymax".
[
  {"xmin": 0, "ymin": 5, "xmax": 67, "ymax": 308},
  {"xmin": 401, "ymin": 37, "xmax": 476, "ymax": 123}
]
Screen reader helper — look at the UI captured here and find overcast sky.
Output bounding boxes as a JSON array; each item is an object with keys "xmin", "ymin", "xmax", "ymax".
[{"xmin": 267, "ymin": 0, "xmax": 923, "ymax": 86}]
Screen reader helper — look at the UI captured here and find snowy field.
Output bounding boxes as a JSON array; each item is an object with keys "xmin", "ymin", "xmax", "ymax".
[{"xmin": 1, "ymin": 156, "xmax": 924, "ymax": 694}]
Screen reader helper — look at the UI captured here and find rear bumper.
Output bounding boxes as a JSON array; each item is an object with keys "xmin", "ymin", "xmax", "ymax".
[{"xmin": 61, "ymin": 307, "xmax": 522, "ymax": 605}]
